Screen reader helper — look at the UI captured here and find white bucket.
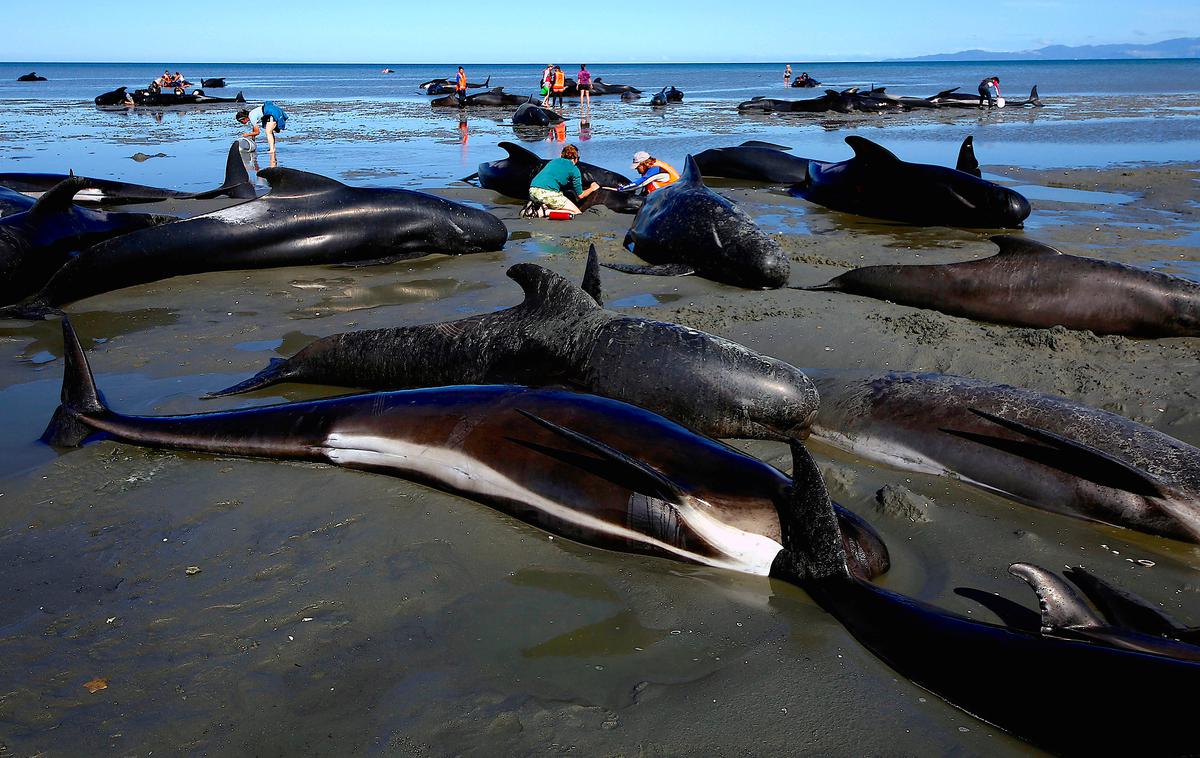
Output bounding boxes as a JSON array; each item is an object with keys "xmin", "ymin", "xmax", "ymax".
[
  {"xmin": 995, "ymin": 97, "xmax": 1006, "ymax": 108},
  {"xmin": 238, "ymin": 136, "xmax": 256, "ymax": 152}
]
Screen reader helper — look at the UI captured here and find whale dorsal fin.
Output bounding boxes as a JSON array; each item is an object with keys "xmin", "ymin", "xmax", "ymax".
[
  {"xmin": 955, "ymin": 135, "xmax": 981, "ymax": 177},
  {"xmin": 498, "ymin": 141, "xmax": 541, "ymax": 164},
  {"xmin": 220, "ymin": 141, "xmax": 254, "ymax": 198},
  {"xmin": 740, "ymin": 140, "xmax": 791, "ymax": 150},
  {"xmin": 507, "ymin": 263, "xmax": 601, "ymax": 315},
  {"xmin": 582, "ymin": 244, "xmax": 603, "ymax": 306},
  {"xmin": 29, "ymin": 176, "xmax": 89, "ymax": 218},
  {"xmin": 1063, "ymin": 566, "xmax": 1190, "ymax": 637},
  {"xmin": 845, "ymin": 136, "xmax": 900, "ymax": 165},
  {"xmin": 824, "ymin": 89, "xmax": 841, "ymax": 97},
  {"xmin": 989, "ymin": 235, "xmax": 1062, "ymax": 257},
  {"xmin": 678, "ymin": 155, "xmax": 703, "ymax": 186},
  {"xmin": 487, "ymin": 86, "xmax": 504, "ymax": 94},
  {"xmin": 1010, "ymin": 563, "xmax": 1106, "ymax": 634},
  {"xmin": 258, "ymin": 168, "xmax": 346, "ymax": 197},
  {"xmin": 770, "ymin": 439, "xmax": 851, "ymax": 584}
]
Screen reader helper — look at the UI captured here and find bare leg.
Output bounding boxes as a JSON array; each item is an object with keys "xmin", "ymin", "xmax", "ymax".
[{"xmin": 265, "ymin": 121, "xmax": 277, "ymax": 154}]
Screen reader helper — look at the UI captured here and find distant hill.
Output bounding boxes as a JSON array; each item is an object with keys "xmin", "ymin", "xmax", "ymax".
[{"xmin": 897, "ymin": 37, "xmax": 1200, "ymax": 62}]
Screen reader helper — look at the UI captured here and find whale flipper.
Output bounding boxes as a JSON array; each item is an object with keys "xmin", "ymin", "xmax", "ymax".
[
  {"xmin": 948, "ymin": 408, "xmax": 1169, "ymax": 499},
  {"xmin": 515, "ymin": 409, "xmax": 687, "ymax": 503},
  {"xmin": 205, "ymin": 357, "xmax": 291, "ymax": 399},
  {"xmin": 955, "ymin": 136, "xmax": 981, "ymax": 177},
  {"xmin": 602, "ymin": 262, "xmax": 696, "ymax": 278}
]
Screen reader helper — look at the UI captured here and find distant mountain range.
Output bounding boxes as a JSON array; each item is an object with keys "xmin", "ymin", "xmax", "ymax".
[{"xmin": 897, "ymin": 37, "xmax": 1200, "ymax": 62}]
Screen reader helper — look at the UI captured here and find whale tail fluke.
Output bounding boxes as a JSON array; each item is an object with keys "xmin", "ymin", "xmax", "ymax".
[
  {"xmin": 235, "ymin": 91, "xmax": 246, "ymax": 103},
  {"xmin": 204, "ymin": 357, "xmax": 291, "ymax": 399},
  {"xmin": 41, "ymin": 318, "xmax": 108, "ymax": 447}
]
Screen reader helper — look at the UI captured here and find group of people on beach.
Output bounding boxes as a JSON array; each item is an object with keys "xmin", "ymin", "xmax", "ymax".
[
  {"xmin": 523, "ymin": 145, "xmax": 679, "ymax": 218},
  {"xmin": 783, "ymin": 65, "xmax": 816, "ymax": 87},
  {"xmin": 151, "ymin": 69, "xmax": 189, "ymax": 94},
  {"xmin": 538, "ymin": 64, "xmax": 594, "ymax": 111}
]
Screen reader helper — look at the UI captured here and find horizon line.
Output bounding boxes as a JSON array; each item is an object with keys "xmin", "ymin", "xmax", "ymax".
[{"xmin": 4, "ymin": 56, "xmax": 1199, "ymax": 66}]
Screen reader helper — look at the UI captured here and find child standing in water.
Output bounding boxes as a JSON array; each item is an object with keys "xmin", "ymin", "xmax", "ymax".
[{"xmin": 784, "ymin": 64, "xmax": 792, "ymax": 86}]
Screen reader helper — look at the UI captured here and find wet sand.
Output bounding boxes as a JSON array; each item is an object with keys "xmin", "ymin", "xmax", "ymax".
[{"xmin": 1, "ymin": 151, "xmax": 1199, "ymax": 753}]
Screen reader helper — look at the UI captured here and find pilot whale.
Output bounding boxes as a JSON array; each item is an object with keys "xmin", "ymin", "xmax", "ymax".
[
  {"xmin": 43, "ymin": 319, "xmax": 889, "ymax": 581},
  {"xmin": 1, "ymin": 168, "xmax": 507, "ymax": 318},
  {"xmin": 207, "ymin": 249, "xmax": 821, "ymax": 441}
]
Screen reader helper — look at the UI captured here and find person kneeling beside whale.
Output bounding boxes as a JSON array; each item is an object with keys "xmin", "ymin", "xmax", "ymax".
[{"xmin": 524, "ymin": 144, "xmax": 599, "ymax": 218}]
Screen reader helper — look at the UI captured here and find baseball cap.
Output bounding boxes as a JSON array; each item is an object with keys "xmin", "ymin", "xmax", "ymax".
[{"xmin": 631, "ymin": 151, "xmax": 651, "ymax": 168}]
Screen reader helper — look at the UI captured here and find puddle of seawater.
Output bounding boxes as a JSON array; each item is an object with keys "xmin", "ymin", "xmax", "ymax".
[
  {"xmin": 1147, "ymin": 230, "xmax": 1200, "ymax": 248},
  {"xmin": 234, "ymin": 338, "xmax": 284, "ymax": 352},
  {"xmin": 24, "ymin": 350, "xmax": 57, "ymax": 365},
  {"xmin": 756, "ymin": 212, "xmax": 813, "ymax": 234},
  {"xmin": 607, "ymin": 292, "xmax": 684, "ymax": 308},
  {"xmin": 1010, "ymin": 185, "xmax": 1136, "ymax": 204}
]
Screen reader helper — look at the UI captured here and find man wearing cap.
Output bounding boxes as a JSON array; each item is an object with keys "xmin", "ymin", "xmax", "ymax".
[{"xmin": 616, "ymin": 151, "xmax": 680, "ymax": 194}]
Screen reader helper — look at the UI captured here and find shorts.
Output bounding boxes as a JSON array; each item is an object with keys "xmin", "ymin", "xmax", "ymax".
[
  {"xmin": 529, "ymin": 186, "xmax": 571, "ymax": 209},
  {"xmin": 578, "ymin": 84, "xmax": 591, "ymax": 91},
  {"xmin": 540, "ymin": 85, "xmax": 549, "ymax": 96}
]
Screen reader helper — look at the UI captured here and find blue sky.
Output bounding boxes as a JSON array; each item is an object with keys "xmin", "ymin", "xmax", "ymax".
[{"xmin": 5, "ymin": 0, "xmax": 1197, "ymax": 62}]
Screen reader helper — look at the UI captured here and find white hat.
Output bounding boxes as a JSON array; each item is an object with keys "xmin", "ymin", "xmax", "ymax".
[{"xmin": 631, "ymin": 151, "xmax": 651, "ymax": 169}]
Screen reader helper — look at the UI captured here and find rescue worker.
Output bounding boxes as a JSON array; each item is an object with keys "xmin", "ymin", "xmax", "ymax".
[
  {"xmin": 455, "ymin": 66, "xmax": 468, "ymax": 106},
  {"xmin": 617, "ymin": 151, "xmax": 680, "ymax": 194},
  {"xmin": 526, "ymin": 144, "xmax": 600, "ymax": 217},
  {"xmin": 236, "ymin": 100, "xmax": 289, "ymax": 155},
  {"xmin": 551, "ymin": 65, "xmax": 566, "ymax": 109}
]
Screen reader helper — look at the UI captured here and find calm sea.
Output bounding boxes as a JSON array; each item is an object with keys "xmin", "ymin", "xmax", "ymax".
[{"xmin": 1, "ymin": 60, "xmax": 1198, "ymax": 191}]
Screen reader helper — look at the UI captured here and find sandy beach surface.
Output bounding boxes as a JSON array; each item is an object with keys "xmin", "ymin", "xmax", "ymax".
[{"xmin": 1, "ymin": 79, "xmax": 1199, "ymax": 754}]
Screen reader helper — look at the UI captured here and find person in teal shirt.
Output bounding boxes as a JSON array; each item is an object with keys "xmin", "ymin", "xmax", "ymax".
[{"xmin": 526, "ymin": 144, "xmax": 599, "ymax": 217}]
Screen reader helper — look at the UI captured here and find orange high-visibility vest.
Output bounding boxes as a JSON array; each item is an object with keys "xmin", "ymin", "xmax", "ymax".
[
  {"xmin": 645, "ymin": 159, "xmax": 680, "ymax": 192},
  {"xmin": 552, "ymin": 70, "xmax": 565, "ymax": 93},
  {"xmin": 456, "ymin": 71, "xmax": 467, "ymax": 91}
]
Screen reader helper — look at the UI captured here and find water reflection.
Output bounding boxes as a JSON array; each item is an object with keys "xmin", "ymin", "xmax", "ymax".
[
  {"xmin": 0, "ymin": 308, "xmax": 178, "ymax": 361},
  {"xmin": 288, "ymin": 277, "xmax": 488, "ymax": 318}
]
